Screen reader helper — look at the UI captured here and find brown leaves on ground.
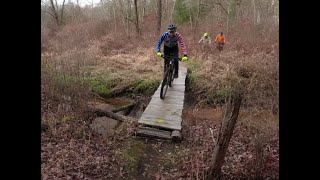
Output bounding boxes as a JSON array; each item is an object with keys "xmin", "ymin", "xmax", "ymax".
[
  {"xmin": 41, "ymin": 117, "xmax": 139, "ymax": 180},
  {"xmin": 174, "ymin": 118, "xmax": 279, "ymax": 180}
]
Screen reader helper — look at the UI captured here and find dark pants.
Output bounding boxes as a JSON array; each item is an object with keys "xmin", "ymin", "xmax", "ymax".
[
  {"xmin": 163, "ymin": 51, "xmax": 179, "ymax": 75},
  {"xmin": 217, "ymin": 42, "xmax": 224, "ymax": 51}
]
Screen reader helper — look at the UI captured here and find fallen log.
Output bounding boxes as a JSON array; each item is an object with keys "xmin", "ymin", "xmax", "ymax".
[
  {"xmin": 111, "ymin": 103, "xmax": 135, "ymax": 113},
  {"xmin": 90, "ymin": 106, "xmax": 137, "ymax": 122}
]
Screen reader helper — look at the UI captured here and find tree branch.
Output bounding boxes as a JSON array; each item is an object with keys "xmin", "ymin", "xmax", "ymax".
[
  {"xmin": 42, "ymin": 9, "xmax": 57, "ymax": 18},
  {"xmin": 125, "ymin": 17, "xmax": 137, "ymax": 25},
  {"xmin": 214, "ymin": 0, "xmax": 229, "ymax": 15},
  {"xmin": 41, "ymin": 0, "xmax": 48, "ymax": 6},
  {"xmin": 90, "ymin": 106, "xmax": 137, "ymax": 122}
]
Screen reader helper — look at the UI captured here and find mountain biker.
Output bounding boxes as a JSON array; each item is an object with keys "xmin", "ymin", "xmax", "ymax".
[
  {"xmin": 215, "ymin": 32, "xmax": 226, "ymax": 51},
  {"xmin": 198, "ymin": 32, "xmax": 212, "ymax": 45},
  {"xmin": 157, "ymin": 24, "xmax": 188, "ymax": 78}
]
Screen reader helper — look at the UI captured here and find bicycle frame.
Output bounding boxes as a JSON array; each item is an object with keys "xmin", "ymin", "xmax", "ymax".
[{"xmin": 159, "ymin": 55, "xmax": 181, "ymax": 99}]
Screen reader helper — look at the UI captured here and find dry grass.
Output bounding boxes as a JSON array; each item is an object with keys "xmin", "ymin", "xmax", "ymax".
[{"xmin": 185, "ymin": 38, "xmax": 278, "ymax": 112}]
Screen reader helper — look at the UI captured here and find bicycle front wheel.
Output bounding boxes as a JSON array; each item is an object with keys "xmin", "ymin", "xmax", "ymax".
[
  {"xmin": 169, "ymin": 66, "xmax": 175, "ymax": 87},
  {"xmin": 160, "ymin": 68, "xmax": 170, "ymax": 99}
]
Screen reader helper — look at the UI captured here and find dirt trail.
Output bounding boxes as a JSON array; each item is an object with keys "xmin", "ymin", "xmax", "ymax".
[
  {"xmin": 126, "ymin": 105, "xmax": 224, "ymax": 180},
  {"xmin": 134, "ymin": 139, "xmax": 181, "ymax": 180}
]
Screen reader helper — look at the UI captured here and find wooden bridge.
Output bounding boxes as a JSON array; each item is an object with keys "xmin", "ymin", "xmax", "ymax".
[{"xmin": 137, "ymin": 64, "xmax": 188, "ymax": 141}]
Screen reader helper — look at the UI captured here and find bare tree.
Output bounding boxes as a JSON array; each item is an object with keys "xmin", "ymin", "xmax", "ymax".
[
  {"xmin": 113, "ymin": 2, "xmax": 117, "ymax": 32},
  {"xmin": 134, "ymin": 0, "xmax": 141, "ymax": 36},
  {"xmin": 49, "ymin": 0, "xmax": 60, "ymax": 25},
  {"xmin": 117, "ymin": 0, "xmax": 129, "ymax": 36},
  {"xmin": 44, "ymin": 0, "xmax": 66, "ymax": 26},
  {"xmin": 207, "ymin": 92, "xmax": 243, "ymax": 179},
  {"xmin": 141, "ymin": 0, "xmax": 147, "ymax": 26},
  {"xmin": 170, "ymin": 0, "xmax": 176, "ymax": 23},
  {"xmin": 157, "ymin": 0, "xmax": 162, "ymax": 36},
  {"xmin": 60, "ymin": 0, "xmax": 66, "ymax": 24}
]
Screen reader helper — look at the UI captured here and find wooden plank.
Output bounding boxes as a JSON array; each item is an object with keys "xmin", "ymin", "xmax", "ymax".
[
  {"xmin": 139, "ymin": 115, "xmax": 182, "ymax": 125},
  {"xmin": 156, "ymin": 78, "xmax": 186, "ymax": 85},
  {"xmin": 137, "ymin": 64, "xmax": 187, "ymax": 135},
  {"xmin": 149, "ymin": 95, "xmax": 185, "ymax": 102},
  {"xmin": 142, "ymin": 109, "xmax": 182, "ymax": 117},
  {"xmin": 141, "ymin": 109, "xmax": 182, "ymax": 119},
  {"xmin": 152, "ymin": 95, "xmax": 185, "ymax": 100},
  {"xmin": 153, "ymin": 83, "xmax": 184, "ymax": 90},
  {"xmin": 153, "ymin": 90, "xmax": 185, "ymax": 98},
  {"xmin": 136, "ymin": 127, "xmax": 172, "ymax": 139},
  {"xmin": 138, "ymin": 120, "xmax": 181, "ymax": 130},
  {"xmin": 154, "ymin": 84, "xmax": 186, "ymax": 90},
  {"xmin": 140, "ymin": 112, "xmax": 182, "ymax": 122},
  {"xmin": 153, "ymin": 86, "xmax": 186, "ymax": 93},
  {"xmin": 143, "ymin": 104, "xmax": 183, "ymax": 114},
  {"xmin": 142, "ymin": 108, "xmax": 182, "ymax": 116},
  {"xmin": 153, "ymin": 85, "xmax": 185, "ymax": 94},
  {"xmin": 171, "ymin": 81, "xmax": 186, "ymax": 85},
  {"xmin": 145, "ymin": 100, "xmax": 183, "ymax": 107},
  {"xmin": 148, "ymin": 98, "xmax": 184, "ymax": 107}
]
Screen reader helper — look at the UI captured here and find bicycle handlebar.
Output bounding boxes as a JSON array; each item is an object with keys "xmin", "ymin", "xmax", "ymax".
[{"xmin": 160, "ymin": 55, "xmax": 182, "ymax": 61}]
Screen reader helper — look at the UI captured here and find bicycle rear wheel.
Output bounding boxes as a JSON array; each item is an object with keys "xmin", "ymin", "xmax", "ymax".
[{"xmin": 160, "ymin": 68, "xmax": 170, "ymax": 99}]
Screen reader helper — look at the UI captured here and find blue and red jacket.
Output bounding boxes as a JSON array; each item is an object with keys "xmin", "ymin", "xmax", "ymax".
[{"xmin": 156, "ymin": 32, "xmax": 188, "ymax": 55}]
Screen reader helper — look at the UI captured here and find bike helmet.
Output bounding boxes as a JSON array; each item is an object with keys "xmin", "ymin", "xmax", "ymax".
[
  {"xmin": 204, "ymin": 32, "xmax": 208, "ymax": 37},
  {"xmin": 168, "ymin": 24, "xmax": 177, "ymax": 32},
  {"xmin": 220, "ymin": 32, "xmax": 224, "ymax": 35}
]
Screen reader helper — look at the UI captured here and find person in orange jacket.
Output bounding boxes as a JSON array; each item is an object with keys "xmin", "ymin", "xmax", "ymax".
[{"xmin": 215, "ymin": 32, "xmax": 226, "ymax": 51}]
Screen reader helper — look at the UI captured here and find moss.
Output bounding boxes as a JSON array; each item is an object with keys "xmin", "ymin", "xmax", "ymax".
[
  {"xmin": 85, "ymin": 78, "xmax": 112, "ymax": 97},
  {"xmin": 133, "ymin": 78, "xmax": 160, "ymax": 95},
  {"xmin": 123, "ymin": 139, "xmax": 146, "ymax": 177},
  {"xmin": 53, "ymin": 71, "xmax": 162, "ymax": 98}
]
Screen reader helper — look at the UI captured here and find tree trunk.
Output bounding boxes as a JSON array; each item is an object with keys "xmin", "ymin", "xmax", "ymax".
[
  {"xmin": 113, "ymin": 3, "xmax": 117, "ymax": 32},
  {"xmin": 157, "ymin": 0, "xmax": 162, "ymax": 36},
  {"xmin": 207, "ymin": 92, "xmax": 243, "ymax": 179},
  {"xmin": 196, "ymin": 0, "xmax": 201, "ymax": 29},
  {"xmin": 127, "ymin": 0, "xmax": 132, "ymax": 37},
  {"xmin": 170, "ymin": 0, "xmax": 176, "ymax": 23},
  {"xmin": 91, "ymin": 107, "xmax": 136, "ymax": 122},
  {"xmin": 189, "ymin": 8, "xmax": 193, "ymax": 33},
  {"xmin": 134, "ymin": 0, "xmax": 141, "ymax": 36},
  {"xmin": 141, "ymin": 0, "xmax": 146, "ymax": 26},
  {"xmin": 49, "ymin": 0, "xmax": 59, "ymax": 26},
  {"xmin": 111, "ymin": 103, "xmax": 136, "ymax": 113},
  {"xmin": 193, "ymin": 0, "xmax": 201, "ymax": 41},
  {"xmin": 227, "ymin": 3, "xmax": 230, "ymax": 34},
  {"xmin": 118, "ymin": 0, "xmax": 128, "ymax": 36},
  {"xmin": 252, "ymin": 0, "xmax": 256, "ymax": 41},
  {"xmin": 60, "ymin": 0, "xmax": 66, "ymax": 25}
]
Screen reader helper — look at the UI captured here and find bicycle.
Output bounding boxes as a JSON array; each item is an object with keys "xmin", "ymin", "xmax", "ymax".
[
  {"xmin": 160, "ymin": 54, "xmax": 182, "ymax": 99},
  {"xmin": 216, "ymin": 42, "xmax": 224, "ymax": 52}
]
